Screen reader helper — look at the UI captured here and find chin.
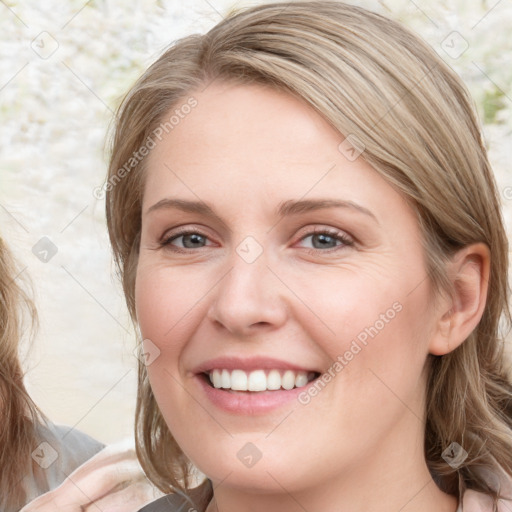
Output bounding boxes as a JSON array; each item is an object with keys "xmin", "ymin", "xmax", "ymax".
[{"xmin": 185, "ymin": 438, "xmax": 322, "ymax": 495}]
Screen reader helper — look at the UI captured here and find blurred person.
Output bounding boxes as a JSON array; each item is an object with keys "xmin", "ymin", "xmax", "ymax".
[{"xmin": 0, "ymin": 236, "xmax": 161, "ymax": 511}]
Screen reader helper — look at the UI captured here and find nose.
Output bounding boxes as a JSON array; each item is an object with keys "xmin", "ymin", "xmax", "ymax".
[{"xmin": 205, "ymin": 247, "xmax": 289, "ymax": 337}]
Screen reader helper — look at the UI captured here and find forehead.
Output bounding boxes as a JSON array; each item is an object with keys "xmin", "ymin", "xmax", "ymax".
[
  {"xmin": 141, "ymin": 81, "xmax": 409, "ymax": 226},
  {"xmin": 149, "ymin": 81, "xmax": 341, "ymax": 167}
]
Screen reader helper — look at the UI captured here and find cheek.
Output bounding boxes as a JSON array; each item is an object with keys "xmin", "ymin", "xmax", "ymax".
[
  {"xmin": 134, "ymin": 263, "xmax": 205, "ymax": 344},
  {"xmin": 134, "ymin": 269, "xmax": 169, "ymax": 342},
  {"xmin": 308, "ymin": 270, "xmax": 411, "ymax": 357},
  {"xmin": 134, "ymin": 266, "xmax": 204, "ymax": 409},
  {"xmin": 314, "ymin": 267, "xmax": 433, "ymax": 403}
]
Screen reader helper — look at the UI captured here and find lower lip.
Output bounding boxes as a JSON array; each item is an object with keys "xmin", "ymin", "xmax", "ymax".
[{"xmin": 196, "ymin": 374, "xmax": 316, "ymax": 415}]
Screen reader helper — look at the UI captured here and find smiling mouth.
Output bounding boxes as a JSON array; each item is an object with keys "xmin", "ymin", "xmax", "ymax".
[{"xmin": 203, "ymin": 369, "xmax": 321, "ymax": 392}]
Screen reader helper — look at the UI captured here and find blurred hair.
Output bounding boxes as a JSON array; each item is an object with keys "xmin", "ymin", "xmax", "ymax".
[
  {"xmin": 0, "ymin": 237, "xmax": 46, "ymax": 511},
  {"xmin": 105, "ymin": 1, "xmax": 512, "ymax": 506}
]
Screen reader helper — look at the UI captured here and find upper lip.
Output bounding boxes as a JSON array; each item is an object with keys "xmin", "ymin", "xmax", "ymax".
[{"xmin": 192, "ymin": 356, "xmax": 320, "ymax": 375}]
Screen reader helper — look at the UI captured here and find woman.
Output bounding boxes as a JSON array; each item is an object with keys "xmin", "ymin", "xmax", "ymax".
[
  {"xmin": 0, "ymin": 236, "xmax": 161, "ymax": 511},
  {"xmin": 104, "ymin": 1, "xmax": 512, "ymax": 511},
  {"xmin": 0, "ymin": 236, "xmax": 103, "ymax": 510}
]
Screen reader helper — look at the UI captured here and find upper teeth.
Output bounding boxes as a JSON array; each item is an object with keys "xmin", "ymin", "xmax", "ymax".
[{"xmin": 208, "ymin": 369, "xmax": 312, "ymax": 391}]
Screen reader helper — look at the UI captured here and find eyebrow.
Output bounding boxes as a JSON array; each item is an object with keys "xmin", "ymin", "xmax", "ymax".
[
  {"xmin": 278, "ymin": 198, "xmax": 378, "ymax": 223},
  {"xmin": 145, "ymin": 197, "xmax": 378, "ymax": 225}
]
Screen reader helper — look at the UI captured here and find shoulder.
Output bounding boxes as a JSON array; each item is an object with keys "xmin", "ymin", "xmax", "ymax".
[
  {"xmin": 21, "ymin": 438, "xmax": 163, "ymax": 512},
  {"xmin": 138, "ymin": 479, "xmax": 213, "ymax": 512},
  {"xmin": 40, "ymin": 422, "xmax": 105, "ymax": 471},
  {"xmin": 26, "ymin": 421, "xmax": 105, "ymax": 495},
  {"xmin": 458, "ymin": 463, "xmax": 512, "ymax": 511},
  {"xmin": 459, "ymin": 488, "xmax": 512, "ymax": 511},
  {"xmin": 138, "ymin": 473, "xmax": 512, "ymax": 512}
]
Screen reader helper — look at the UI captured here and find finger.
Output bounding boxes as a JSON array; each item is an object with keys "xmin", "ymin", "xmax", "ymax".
[
  {"xmin": 84, "ymin": 482, "xmax": 161, "ymax": 512},
  {"xmin": 21, "ymin": 452, "xmax": 147, "ymax": 509}
]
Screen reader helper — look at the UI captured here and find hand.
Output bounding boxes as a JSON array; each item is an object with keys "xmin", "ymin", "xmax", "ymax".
[{"xmin": 21, "ymin": 441, "xmax": 163, "ymax": 512}]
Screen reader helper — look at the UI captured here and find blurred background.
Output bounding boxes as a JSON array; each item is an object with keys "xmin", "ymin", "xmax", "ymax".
[{"xmin": 1, "ymin": 0, "xmax": 511, "ymax": 445}]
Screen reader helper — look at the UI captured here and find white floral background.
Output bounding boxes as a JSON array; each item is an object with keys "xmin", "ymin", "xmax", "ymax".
[{"xmin": 1, "ymin": 0, "xmax": 511, "ymax": 444}]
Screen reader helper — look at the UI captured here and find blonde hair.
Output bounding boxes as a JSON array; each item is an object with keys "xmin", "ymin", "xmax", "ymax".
[
  {"xmin": 105, "ymin": 0, "xmax": 512, "ymax": 505},
  {"xmin": 0, "ymin": 237, "xmax": 46, "ymax": 511}
]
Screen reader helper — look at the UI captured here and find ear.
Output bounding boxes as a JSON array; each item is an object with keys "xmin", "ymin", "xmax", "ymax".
[{"xmin": 428, "ymin": 243, "xmax": 490, "ymax": 356}]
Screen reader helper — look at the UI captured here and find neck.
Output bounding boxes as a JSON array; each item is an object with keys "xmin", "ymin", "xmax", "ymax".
[{"xmin": 207, "ymin": 465, "xmax": 457, "ymax": 512}]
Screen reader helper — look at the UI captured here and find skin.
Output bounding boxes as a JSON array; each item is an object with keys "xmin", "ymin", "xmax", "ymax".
[{"xmin": 135, "ymin": 81, "xmax": 490, "ymax": 512}]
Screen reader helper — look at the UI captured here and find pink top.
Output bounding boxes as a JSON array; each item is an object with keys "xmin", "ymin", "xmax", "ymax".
[
  {"xmin": 457, "ymin": 488, "xmax": 512, "ymax": 511},
  {"xmin": 456, "ymin": 462, "xmax": 512, "ymax": 511},
  {"xmin": 138, "ymin": 466, "xmax": 512, "ymax": 512},
  {"xmin": 24, "ymin": 445, "xmax": 512, "ymax": 512}
]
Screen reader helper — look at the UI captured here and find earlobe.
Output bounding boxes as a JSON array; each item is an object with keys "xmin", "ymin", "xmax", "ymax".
[{"xmin": 428, "ymin": 243, "xmax": 490, "ymax": 356}]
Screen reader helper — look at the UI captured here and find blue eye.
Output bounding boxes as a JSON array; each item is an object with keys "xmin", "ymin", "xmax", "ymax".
[
  {"xmin": 161, "ymin": 229, "xmax": 210, "ymax": 250},
  {"xmin": 297, "ymin": 229, "xmax": 353, "ymax": 252},
  {"xmin": 160, "ymin": 227, "xmax": 353, "ymax": 253}
]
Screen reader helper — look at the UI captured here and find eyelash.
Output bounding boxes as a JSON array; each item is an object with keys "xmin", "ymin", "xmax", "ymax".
[{"xmin": 159, "ymin": 227, "xmax": 354, "ymax": 254}]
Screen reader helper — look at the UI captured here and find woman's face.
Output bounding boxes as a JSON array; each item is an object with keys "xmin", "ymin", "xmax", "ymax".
[{"xmin": 135, "ymin": 81, "xmax": 441, "ymax": 493}]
